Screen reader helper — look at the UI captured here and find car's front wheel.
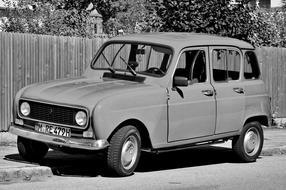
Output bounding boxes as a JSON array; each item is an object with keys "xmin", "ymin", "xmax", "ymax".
[
  {"xmin": 232, "ymin": 121, "xmax": 264, "ymax": 162},
  {"xmin": 107, "ymin": 125, "xmax": 141, "ymax": 177},
  {"xmin": 17, "ymin": 136, "xmax": 49, "ymax": 162}
]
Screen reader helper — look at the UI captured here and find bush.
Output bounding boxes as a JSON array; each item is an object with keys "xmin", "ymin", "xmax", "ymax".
[{"xmin": 147, "ymin": 0, "xmax": 283, "ymax": 46}]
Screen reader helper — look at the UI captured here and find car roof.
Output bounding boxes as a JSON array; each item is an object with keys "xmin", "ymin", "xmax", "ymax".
[{"xmin": 108, "ymin": 32, "xmax": 255, "ymax": 50}]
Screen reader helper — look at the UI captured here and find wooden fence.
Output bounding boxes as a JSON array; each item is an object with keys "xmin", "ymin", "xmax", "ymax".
[
  {"xmin": 0, "ymin": 32, "xmax": 108, "ymax": 131},
  {"xmin": 256, "ymin": 47, "xmax": 286, "ymax": 119},
  {"xmin": 0, "ymin": 32, "xmax": 286, "ymax": 131}
]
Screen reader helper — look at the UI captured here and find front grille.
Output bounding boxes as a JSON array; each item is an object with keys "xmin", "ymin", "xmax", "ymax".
[{"xmin": 19, "ymin": 100, "xmax": 87, "ymax": 128}]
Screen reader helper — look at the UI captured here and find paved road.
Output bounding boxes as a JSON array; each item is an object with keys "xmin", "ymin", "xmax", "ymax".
[{"xmin": 1, "ymin": 146, "xmax": 286, "ymax": 190}]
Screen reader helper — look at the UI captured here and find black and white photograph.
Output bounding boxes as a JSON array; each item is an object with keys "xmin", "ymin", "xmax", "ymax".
[{"xmin": 1, "ymin": 0, "xmax": 286, "ymax": 189}]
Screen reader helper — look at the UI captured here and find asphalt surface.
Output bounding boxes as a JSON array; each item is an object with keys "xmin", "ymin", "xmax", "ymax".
[
  {"xmin": 0, "ymin": 128, "xmax": 286, "ymax": 184},
  {"xmin": 2, "ymin": 153, "xmax": 286, "ymax": 190}
]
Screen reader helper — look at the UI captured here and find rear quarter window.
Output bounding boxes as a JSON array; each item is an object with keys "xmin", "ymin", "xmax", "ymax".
[{"xmin": 244, "ymin": 51, "xmax": 260, "ymax": 79}]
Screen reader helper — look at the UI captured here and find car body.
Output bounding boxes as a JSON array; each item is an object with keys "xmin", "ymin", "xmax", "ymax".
[{"xmin": 9, "ymin": 33, "xmax": 271, "ymax": 176}]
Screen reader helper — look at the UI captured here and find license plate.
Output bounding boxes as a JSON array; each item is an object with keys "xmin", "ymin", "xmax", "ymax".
[{"xmin": 35, "ymin": 123, "xmax": 71, "ymax": 138}]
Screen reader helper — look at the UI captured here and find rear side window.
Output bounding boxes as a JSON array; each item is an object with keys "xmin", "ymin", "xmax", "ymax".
[
  {"xmin": 212, "ymin": 49, "xmax": 241, "ymax": 82},
  {"xmin": 244, "ymin": 51, "xmax": 260, "ymax": 79}
]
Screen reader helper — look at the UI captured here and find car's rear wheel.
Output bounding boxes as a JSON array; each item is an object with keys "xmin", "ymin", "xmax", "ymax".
[
  {"xmin": 232, "ymin": 121, "xmax": 264, "ymax": 162},
  {"xmin": 107, "ymin": 125, "xmax": 141, "ymax": 177},
  {"xmin": 17, "ymin": 136, "xmax": 49, "ymax": 162}
]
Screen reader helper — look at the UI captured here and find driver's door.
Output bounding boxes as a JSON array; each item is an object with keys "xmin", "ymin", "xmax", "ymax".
[{"xmin": 168, "ymin": 47, "xmax": 216, "ymax": 142}]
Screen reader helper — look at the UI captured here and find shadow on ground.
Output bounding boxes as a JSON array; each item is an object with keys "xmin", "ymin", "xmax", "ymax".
[
  {"xmin": 136, "ymin": 146, "xmax": 243, "ymax": 172},
  {"xmin": 5, "ymin": 146, "xmax": 247, "ymax": 177}
]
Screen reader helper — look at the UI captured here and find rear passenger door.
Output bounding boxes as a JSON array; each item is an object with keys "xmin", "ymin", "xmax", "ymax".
[{"xmin": 210, "ymin": 47, "xmax": 245, "ymax": 134}]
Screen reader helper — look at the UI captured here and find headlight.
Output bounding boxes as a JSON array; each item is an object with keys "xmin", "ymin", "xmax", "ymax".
[
  {"xmin": 75, "ymin": 111, "xmax": 87, "ymax": 126},
  {"xmin": 20, "ymin": 102, "xmax": 30, "ymax": 116}
]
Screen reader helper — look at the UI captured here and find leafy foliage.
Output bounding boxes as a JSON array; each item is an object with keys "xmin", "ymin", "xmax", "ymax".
[
  {"xmin": 1, "ymin": 0, "xmax": 111, "ymax": 37},
  {"xmin": 1, "ymin": 0, "xmax": 286, "ymax": 47},
  {"xmin": 47, "ymin": 0, "xmax": 114, "ymax": 24},
  {"xmin": 282, "ymin": 0, "xmax": 286, "ymax": 8},
  {"xmin": 104, "ymin": 0, "xmax": 153, "ymax": 35},
  {"xmin": 147, "ymin": 0, "xmax": 277, "ymax": 46},
  {"xmin": 1, "ymin": 0, "xmax": 155, "ymax": 36},
  {"xmin": 252, "ymin": 9, "xmax": 286, "ymax": 47},
  {"xmin": 1, "ymin": 0, "xmax": 45, "ymax": 34}
]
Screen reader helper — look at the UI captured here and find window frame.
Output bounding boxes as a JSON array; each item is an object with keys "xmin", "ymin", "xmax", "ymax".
[
  {"xmin": 90, "ymin": 41, "xmax": 174, "ymax": 78},
  {"xmin": 210, "ymin": 46, "xmax": 243, "ymax": 83},
  {"xmin": 173, "ymin": 47, "xmax": 209, "ymax": 86},
  {"xmin": 243, "ymin": 50, "xmax": 261, "ymax": 80}
]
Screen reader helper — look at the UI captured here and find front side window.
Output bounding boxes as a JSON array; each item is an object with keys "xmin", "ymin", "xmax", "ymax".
[
  {"xmin": 174, "ymin": 49, "xmax": 207, "ymax": 84},
  {"xmin": 244, "ymin": 51, "xmax": 260, "ymax": 79},
  {"xmin": 92, "ymin": 42, "xmax": 172, "ymax": 77},
  {"xmin": 212, "ymin": 49, "xmax": 241, "ymax": 82}
]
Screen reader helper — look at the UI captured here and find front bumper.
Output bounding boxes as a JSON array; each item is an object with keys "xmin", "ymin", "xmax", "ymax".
[{"xmin": 9, "ymin": 125, "xmax": 109, "ymax": 151}]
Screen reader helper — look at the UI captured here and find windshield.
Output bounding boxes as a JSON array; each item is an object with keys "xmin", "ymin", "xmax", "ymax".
[{"xmin": 91, "ymin": 42, "xmax": 173, "ymax": 77}]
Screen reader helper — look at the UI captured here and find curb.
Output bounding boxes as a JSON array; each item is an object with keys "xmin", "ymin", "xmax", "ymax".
[
  {"xmin": 0, "ymin": 132, "xmax": 16, "ymax": 147},
  {"xmin": 0, "ymin": 165, "xmax": 53, "ymax": 184}
]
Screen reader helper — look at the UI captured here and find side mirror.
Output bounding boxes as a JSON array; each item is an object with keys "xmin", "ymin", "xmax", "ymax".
[{"xmin": 173, "ymin": 76, "xmax": 188, "ymax": 87}]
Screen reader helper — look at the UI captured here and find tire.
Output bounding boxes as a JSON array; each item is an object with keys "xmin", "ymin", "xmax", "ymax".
[
  {"xmin": 107, "ymin": 125, "xmax": 141, "ymax": 177},
  {"xmin": 17, "ymin": 136, "xmax": 49, "ymax": 162},
  {"xmin": 232, "ymin": 121, "xmax": 264, "ymax": 162}
]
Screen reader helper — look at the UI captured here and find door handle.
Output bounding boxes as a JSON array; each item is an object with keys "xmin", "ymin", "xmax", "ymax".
[
  {"xmin": 233, "ymin": 87, "xmax": 244, "ymax": 94},
  {"xmin": 201, "ymin": 90, "xmax": 214, "ymax": 96}
]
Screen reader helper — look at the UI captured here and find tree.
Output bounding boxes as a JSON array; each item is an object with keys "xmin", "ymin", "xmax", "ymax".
[
  {"xmin": 33, "ymin": 0, "xmax": 114, "ymax": 24},
  {"xmin": 254, "ymin": 8, "xmax": 286, "ymax": 47},
  {"xmin": 47, "ymin": 0, "xmax": 152, "ymax": 35},
  {"xmin": 147, "ymin": 0, "xmax": 276, "ymax": 46},
  {"xmin": 1, "ymin": 0, "xmax": 47, "ymax": 34},
  {"xmin": 2, "ymin": 0, "xmax": 283, "ymax": 47},
  {"xmin": 104, "ymin": 0, "xmax": 153, "ymax": 35},
  {"xmin": 1, "ymin": 0, "xmax": 112, "ymax": 37},
  {"xmin": 282, "ymin": 0, "xmax": 286, "ymax": 8}
]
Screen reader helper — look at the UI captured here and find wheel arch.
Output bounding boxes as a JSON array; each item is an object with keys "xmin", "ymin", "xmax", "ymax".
[
  {"xmin": 243, "ymin": 115, "xmax": 269, "ymax": 128},
  {"xmin": 107, "ymin": 119, "xmax": 153, "ymax": 150}
]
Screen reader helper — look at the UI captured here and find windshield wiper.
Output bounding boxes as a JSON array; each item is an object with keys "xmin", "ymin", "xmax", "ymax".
[
  {"xmin": 120, "ymin": 56, "xmax": 137, "ymax": 76},
  {"xmin": 102, "ymin": 53, "xmax": 116, "ymax": 74},
  {"xmin": 111, "ymin": 44, "xmax": 125, "ymax": 66}
]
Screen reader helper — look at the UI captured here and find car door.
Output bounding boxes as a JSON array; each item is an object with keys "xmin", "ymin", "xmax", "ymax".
[
  {"xmin": 168, "ymin": 47, "xmax": 216, "ymax": 142},
  {"xmin": 210, "ymin": 47, "xmax": 245, "ymax": 134}
]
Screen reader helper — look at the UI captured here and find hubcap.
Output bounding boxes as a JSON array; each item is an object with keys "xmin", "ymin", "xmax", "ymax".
[
  {"xmin": 121, "ymin": 135, "xmax": 138, "ymax": 170},
  {"xmin": 243, "ymin": 127, "xmax": 260, "ymax": 156}
]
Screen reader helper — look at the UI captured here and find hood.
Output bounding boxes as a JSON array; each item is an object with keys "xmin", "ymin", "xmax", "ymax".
[{"xmin": 21, "ymin": 77, "xmax": 151, "ymax": 110}]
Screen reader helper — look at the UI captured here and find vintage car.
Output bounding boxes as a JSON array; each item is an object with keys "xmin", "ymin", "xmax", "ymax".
[{"xmin": 9, "ymin": 33, "xmax": 270, "ymax": 177}]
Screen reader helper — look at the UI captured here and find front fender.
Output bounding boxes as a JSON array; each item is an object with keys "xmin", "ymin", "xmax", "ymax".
[{"xmin": 92, "ymin": 87, "xmax": 168, "ymax": 148}]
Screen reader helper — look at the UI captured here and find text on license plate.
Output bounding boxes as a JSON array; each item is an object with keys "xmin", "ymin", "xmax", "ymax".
[{"xmin": 35, "ymin": 123, "xmax": 71, "ymax": 137}]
